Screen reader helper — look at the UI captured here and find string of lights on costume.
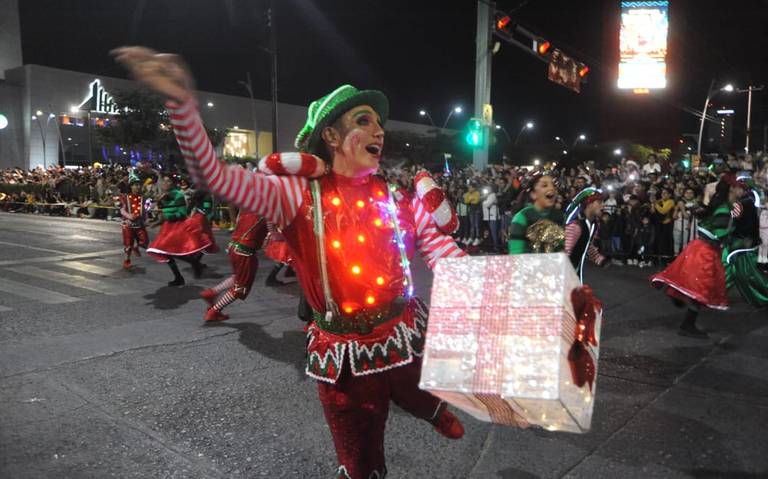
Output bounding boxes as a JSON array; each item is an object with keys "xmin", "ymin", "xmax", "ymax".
[
  {"xmin": 200, "ymin": 210, "xmax": 268, "ymax": 321},
  {"xmin": 119, "ymin": 171, "xmax": 149, "ymax": 269},
  {"xmin": 564, "ymin": 187, "xmax": 608, "ymax": 284},
  {"xmin": 167, "ymin": 84, "xmax": 465, "ymax": 479}
]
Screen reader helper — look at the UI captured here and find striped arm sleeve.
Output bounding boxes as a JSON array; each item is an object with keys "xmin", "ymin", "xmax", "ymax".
[
  {"xmin": 412, "ymin": 196, "xmax": 466, "ymax": 270},
  {"xmin": 587, "ymin": 244, "xmax": 605, "ymax": 265},
  {"xmin": 166, "ymin": 100, "xmax": 307, "ymax": 228},
  {"xmin": 731, "ymin": 201, "xmax": 743, "ymax": 219},
  {"xmin": 564, "ymin": 222, "xmax": 581, "ymax": 256}
]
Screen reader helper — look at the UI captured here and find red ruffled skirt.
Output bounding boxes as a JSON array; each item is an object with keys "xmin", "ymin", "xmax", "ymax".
[
  {"xmin": 650, "ymin": 239, "xmax": 728, "ymax": 310},
  {"xmin": 264, "ymin": 233, "xmax": 291, "ymax": 264},
  {"xmin": 147, "ymin": 214, "xmax": 219, "ymax": 262}
]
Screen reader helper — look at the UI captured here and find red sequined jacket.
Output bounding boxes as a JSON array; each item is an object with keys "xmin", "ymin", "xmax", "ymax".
[{"xmin": 168, "ymin": 99, "xmax": 464, "ymax": 382}]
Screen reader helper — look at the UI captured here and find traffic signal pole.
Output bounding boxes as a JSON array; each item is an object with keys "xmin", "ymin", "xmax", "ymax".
[{"xmin": 473, "ymin": 0, "xmax": 494, "ymax": 170}]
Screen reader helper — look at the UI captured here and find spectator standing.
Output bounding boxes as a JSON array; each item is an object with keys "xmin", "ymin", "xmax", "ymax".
[
  {"xmin": 482, "ymin": 185, "xmax": 500, "ymax": 252},
  {"xmin": 642, "ymin": 154, "xmax": 662, "ymax": 176},
  {"xmin": 464, "ymin": 182, "xmax": 481, "ymax": 246},
  {"xmin": 653, "ymin": 188, "xmax": 675, "ymax": 261}
]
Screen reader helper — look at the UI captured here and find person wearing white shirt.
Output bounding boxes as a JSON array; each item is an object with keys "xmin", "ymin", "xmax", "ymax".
[
  {"xmin": 482, "ymin": 186, "xmax": 500, "ymax": 251},
  {"xmin": 642, "ymin": 154, "xmax": 662, "ymax": 176}
]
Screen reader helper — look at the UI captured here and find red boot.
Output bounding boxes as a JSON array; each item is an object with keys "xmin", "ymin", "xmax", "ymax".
[
  {"xmin": 433, "ymin": 409, "xmax": 464, "ymax": 439},
  {"xmin": 200, "ymin": 289, "xmax": 218, "ymax": 307},
  {"xmin": 204, "ymin": 308, "xmax": 229, "ymax": 322},
  {"xmin": 122, "ymin": 259, "xmax": 131, "ymax": 270}
]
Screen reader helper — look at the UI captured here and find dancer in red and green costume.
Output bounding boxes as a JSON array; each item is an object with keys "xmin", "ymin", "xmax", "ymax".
[
  {"xmin": 119, "ymin": 171, "xmax": 149, "ymax": 269},
  {"xmin": 146, "ymin": 175, "xmax": 211, "ymax": 286},
  {"xmin": 114, "ymin": 47, "xmax": 465, "ymax": 479},
  {"xmin": 200, "ymin": 210, "xmax": 268, "ymax": 321},
  {"xmin": 651, "ymin": 175, "xmax": 744, "ymax": 337},
  {"xmin": 507, "ymin": 174, "xmax": 565, "ymax": 254}
]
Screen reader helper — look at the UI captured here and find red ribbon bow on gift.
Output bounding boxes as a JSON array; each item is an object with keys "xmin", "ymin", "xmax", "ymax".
[{"xmin": 568, "ymin": 285, "xmax": 602, "ymax": 392}]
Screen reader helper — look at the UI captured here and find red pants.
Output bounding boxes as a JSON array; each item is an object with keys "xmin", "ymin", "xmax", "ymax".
[
  {"xmin": 317, "ymin": 357, "xmax": 443, "ymax": 479},
  {"xmin": 122, "ymin": 225, "xmax": 148, "ymax": 252},
  {"xmin": 229, "ymin": 251, "xmax": 257, "ymax": 298}
]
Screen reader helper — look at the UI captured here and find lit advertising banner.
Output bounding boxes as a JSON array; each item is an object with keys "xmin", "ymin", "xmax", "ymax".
[{"xmin": 618, "ymin": 1, "xmax": 669, "ymax": 91}]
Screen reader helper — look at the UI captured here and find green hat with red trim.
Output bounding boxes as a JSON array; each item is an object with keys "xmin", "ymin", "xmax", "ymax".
[{"xmin": 295, "ymin": 84, "xmax": 389, "ymax": 155}]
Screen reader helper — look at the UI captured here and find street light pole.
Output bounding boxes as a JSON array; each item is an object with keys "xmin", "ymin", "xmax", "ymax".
[
  {"xmin": 238, "ymin": 72, "xmax": 260, "ymax": 158},
  {"xmin": 31, "ymin": 115, "xmax": 46, "ymax": 168},
  {"xmin": 268, "ymin": 2, "xmax": 279, "ymax": 153},
  {"xmin": 696, "ymin": 80, "xmax": 715, "ymax": 157},
  {"xmin": 514, "ymin": 122, "xmax": 533, "ymax": 146},
  {"xmin": 418, "ymin": 110, "xmax": 436, "ymax": 127},
  {"xmin": 742, "ymin": 85, "xmax": 764, "ymax": 153},
  {"xmin": 441, "ymin": 107, "xmax": 462, "ymax": 129}
]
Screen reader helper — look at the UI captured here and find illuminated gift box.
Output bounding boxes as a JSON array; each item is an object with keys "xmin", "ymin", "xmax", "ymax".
[{"xmin": 419, "ymin": 253, "xmax": 602, "ymax": 433}]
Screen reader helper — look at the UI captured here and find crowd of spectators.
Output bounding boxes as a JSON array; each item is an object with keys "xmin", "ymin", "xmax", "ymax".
[
  {"xmin": 383, "ymin": 152, "xmax": 768, "ymax": 266},
  {"xmin": 3, "ymin": 152, "xmax": 767, "ymax": 268}
]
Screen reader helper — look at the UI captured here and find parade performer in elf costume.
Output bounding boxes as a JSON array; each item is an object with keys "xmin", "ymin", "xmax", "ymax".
[
  {"xmin": 564, "ymin": 187, "xmax": 609, "ymax": 284},
  {"xmin": 721, "ymin": 176, "xmax": 768, "ymax": 307},
  {"xmin": 200, "ymin": 210, "xmax": 268, "ymax": 321},
  {"xmin": 507, "ymin": 174, "xmax": 565, "ymax": 254},
  {"xmin": 263, "ymin": 222, "xmax": 293, "ymax": 287},
  {"xmin": 113, "ymin": 47, "xmax": 466, "ymax": 479},
  {"xmin": 146, "ymin": 175, "xmax": 213, "ymax": 286},
  {"xmin": 119, "ymin": 172, "xmax": 149, "ymax": 269},
  {"xmin": 651, "ymin": 175, "xmax": 745, "ymax": 337}
]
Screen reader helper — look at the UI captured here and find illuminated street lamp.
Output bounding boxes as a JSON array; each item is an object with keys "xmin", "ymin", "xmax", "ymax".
[
  {"xmin": 533, "ymin": 158, "xmax": 541, "ymax": 166},
  {"xmin": 494, "ymin": 124, "xmax": 511, "ymax": 142},
  {"xmin": 418, "ymin": 109, "xmax": 435, "ymax": 127},
  {"xmin": 441, "ymin": 106, "xmax": 463, "ymax": 129},
  {"xmin": 613, "ymin": 148, "xmax": 622, "ymax": 156},
  {"xmin": 514, "ymin": 121, "xmax": 534, "ymax": 146},
  {"xmin": 697, "ymin": 81, "xmax": 734, "ymax": 156}
]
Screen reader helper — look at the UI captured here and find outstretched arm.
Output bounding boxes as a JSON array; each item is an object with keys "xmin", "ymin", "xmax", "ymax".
[{"xmin": 112, "ymin": 46, "xmax": 306, "ymax": 228}]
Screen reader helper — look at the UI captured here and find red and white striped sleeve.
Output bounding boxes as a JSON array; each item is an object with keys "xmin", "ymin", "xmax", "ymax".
[
  {"xmin": 564, "ymin": 222, "xmax": 581, "ymax": 256},
  {"xmin": 411, "ymin": 195, "xmax": 466, "ymax": 270},
  {"xmin": 166, "ymin": 99, "xmax": 307, "ymax": 229},
  {"xmin": 587, "ymin": 244, "xmax": 605, "ymax": 265},
  {"xmin": 731, "ymin": 201, "xmax": 743, "ymax": 219}
]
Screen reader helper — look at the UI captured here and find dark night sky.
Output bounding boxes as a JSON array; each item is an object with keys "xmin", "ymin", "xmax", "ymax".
[{"xmin": 18, "ymin": 0, "xmax": 768, "ymax": 147}]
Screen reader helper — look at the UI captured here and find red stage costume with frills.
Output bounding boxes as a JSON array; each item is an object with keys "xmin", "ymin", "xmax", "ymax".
[
  {"xmin": 168, "ymin": 99, "xmax": 465, "ymax": 478},
  {"xmin": 147, "ymin": 189, "xmax": 219, "ymax": 263},
  {"xmin": 651, "ymin": 201, "xmax": 741, "ymax": 310}
]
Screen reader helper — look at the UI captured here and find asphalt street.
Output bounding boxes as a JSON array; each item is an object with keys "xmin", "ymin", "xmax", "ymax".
[{"xmin": 0, "ymin": 211, "xmax": 767, "ymax": 479}]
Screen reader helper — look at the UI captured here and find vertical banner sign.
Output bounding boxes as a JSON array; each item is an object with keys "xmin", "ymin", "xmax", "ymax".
[
  {"xmin": 547, "ymin": 49, "xmax": 581, "ymax": 93},
  {"xmin": 618, "ymin": 1, "xmax": 669, "ymax": 91}
]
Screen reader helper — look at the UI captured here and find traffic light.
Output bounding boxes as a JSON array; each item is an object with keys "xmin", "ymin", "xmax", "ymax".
[
  {"xmin": 537, "ymin": 40, "xmax": 551, "ymax": 56},
  {"xmin": 465, "ymin": 118, "xmax": 485, "ymax": 148}
]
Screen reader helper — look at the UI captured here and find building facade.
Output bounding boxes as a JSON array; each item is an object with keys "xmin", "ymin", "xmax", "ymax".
[{"xmin": 0, "ymin": 64, "xmax": 443, "ymax": 170}]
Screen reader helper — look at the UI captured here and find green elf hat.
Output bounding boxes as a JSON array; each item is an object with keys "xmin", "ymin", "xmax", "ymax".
[
  {"xmin": 565, "ymin": 187, "xmax": 603, "ymax": 224},
  {"xmin": 295, "ymin": 84, "xmax": 389, "ymax": 155},
  {"xmin": 128, "ymin": 171, "xmax": 141, "ymax": 185}
]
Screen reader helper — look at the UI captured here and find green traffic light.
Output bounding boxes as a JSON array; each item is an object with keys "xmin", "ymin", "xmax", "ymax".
[{"xmin": 465, "ymin": 118, "xmax": 485, "ymax": 148}]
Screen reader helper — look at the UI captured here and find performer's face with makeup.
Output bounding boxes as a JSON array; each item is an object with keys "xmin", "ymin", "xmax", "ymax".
[{"xmin": 322, "ymin": 105, "xmax": 385, "ymax": 177}]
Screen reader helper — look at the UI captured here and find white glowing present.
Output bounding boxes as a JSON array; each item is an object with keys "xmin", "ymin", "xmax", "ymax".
[{"xmin": 419, "ymin": 253, "xmax": 602, "ymax": 433}]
